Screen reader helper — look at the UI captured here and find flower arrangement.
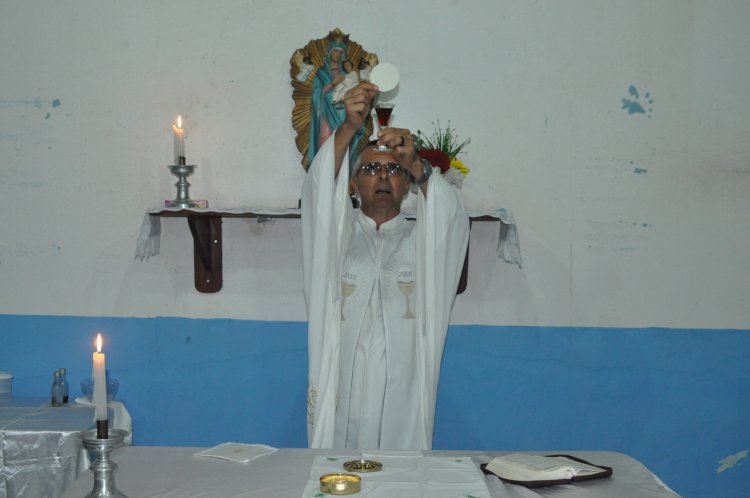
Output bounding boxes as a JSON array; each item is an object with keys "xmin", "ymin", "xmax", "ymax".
[{"xmin": 414, "ymin": 121, "xmax": 471, "ymax": 188}]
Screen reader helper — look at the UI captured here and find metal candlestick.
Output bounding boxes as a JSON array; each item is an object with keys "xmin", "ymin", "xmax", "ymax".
[
  {"xmin": 80, "ymin": 428, "xmax": 129, "ymax": 498},
  {"xmin": 167, "ymin": 164, "xmax": 199, "ymax": 208}
]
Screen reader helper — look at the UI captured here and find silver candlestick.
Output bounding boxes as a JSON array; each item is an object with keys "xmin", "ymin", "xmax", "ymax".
[
  {"xmin": 80, "ymin": 429, "xmax": 129, "ymax": 498},
  {"xmin": 167, "ymin": 164, "xmax": 200, "ymax": 208}
]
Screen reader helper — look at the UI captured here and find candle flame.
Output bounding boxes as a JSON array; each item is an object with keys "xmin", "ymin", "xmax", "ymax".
[
  {"xmin": 96, "ymin": 333, "xmax": 102, "ymax": 353},
  {"xmin": 176, "ymin": 114, "xmax": 183, "ymax": 129}
]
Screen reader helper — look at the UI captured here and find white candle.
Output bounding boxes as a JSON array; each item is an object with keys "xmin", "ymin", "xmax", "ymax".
[
  {"xmin": 173, "ymin": 114, "xmax": 185, "ymax": 165},
  {"xmin": 92, "ymin": 333, "xmax": 108, "ymax": 422}
]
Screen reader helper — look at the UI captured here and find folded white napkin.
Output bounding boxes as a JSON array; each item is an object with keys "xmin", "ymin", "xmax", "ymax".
[
  {"xmin": 74, "ymin": 397, "xmax": 133, "ymax": 445},
  {"xmin": 194, "ymin": 443, "xmax": 278, "ymax": 463}
]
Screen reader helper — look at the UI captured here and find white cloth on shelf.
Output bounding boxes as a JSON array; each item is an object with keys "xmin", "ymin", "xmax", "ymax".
[
  {"xmin": 134, "ymin": 212, "xmax": 160, "ymax": 261},
  {"xmin": 133, "ymin": 206, "xmax": 521, "ymax": 267},
  {"xmin": 493, "ymin": 208, "xmax": 522, "ymax": 268}
]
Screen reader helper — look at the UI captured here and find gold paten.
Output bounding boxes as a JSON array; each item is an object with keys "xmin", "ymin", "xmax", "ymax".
[
  {"xmin": 319, "ymin": 473, "xmax": 361, "ymax": 495},
  {"xmin": 343, "ymin": 459, "xmax": 383, "ymax": 473}
]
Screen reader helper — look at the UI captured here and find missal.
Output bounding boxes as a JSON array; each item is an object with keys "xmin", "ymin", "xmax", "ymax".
[{"xmin": 481, "ymin": 453, "xmax": 612, "ymax": 488}]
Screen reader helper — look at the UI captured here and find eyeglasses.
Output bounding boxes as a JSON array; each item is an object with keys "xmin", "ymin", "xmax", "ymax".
[{"xmin": 359, "ymin": 162, "xmax": 405, "ymax": 177}]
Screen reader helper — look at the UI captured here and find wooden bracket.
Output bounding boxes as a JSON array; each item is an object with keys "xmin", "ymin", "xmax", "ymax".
[
  {"xmin": 187, "ymin": 216, "xmax": 222, "ymax": 293},
  {"xmin": 456, "ymin": 221, "xmax": 472, "ymax": 294}
]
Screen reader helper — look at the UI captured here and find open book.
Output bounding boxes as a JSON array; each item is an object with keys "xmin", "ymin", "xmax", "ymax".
[{"xmin": 481, "ymin": 453, "xmax": 612, "ymax": 488}]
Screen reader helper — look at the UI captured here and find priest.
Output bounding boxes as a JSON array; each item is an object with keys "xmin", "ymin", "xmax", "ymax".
[{"xmin": 302, "ymin": 81, "xmax": 469, "ymax": 450}]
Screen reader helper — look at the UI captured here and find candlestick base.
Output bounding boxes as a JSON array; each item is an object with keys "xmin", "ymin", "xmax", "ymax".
[
  {"xmin": 80, "ymin": 429, "xmax": 129, "ymax": 498},
  {"xmin": 167, "ymin": 164, "xmax": 200, "ymax": 209}
]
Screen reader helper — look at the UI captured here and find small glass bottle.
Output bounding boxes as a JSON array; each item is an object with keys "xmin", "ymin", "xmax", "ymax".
[
  {"xmin": 59, "ymin": 368, "xmax": 69, "ymax": 403},
  {"xmin": 51, "ymin": 370, "xmax": 64, "ymax": 407}
]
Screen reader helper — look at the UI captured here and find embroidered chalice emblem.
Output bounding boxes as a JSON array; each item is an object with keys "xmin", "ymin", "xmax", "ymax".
[{"xmin": 396, "ymin": 266, "xmax": 415, "ymax": 319}]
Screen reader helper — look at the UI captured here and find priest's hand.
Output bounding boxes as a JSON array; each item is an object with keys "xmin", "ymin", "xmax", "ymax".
[
  {"xmin": 378, "ymin": 127, "xmax": 422, "ymax": 182},
  {"xmin": 333, "ymin": 82, "xmax": 378, "ymax": 177},
  {"xmin": 341, "ymin": 82, "xmax": 378, "ymax": 135}
]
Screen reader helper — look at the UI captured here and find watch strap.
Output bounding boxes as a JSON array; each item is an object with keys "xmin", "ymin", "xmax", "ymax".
[{"xmin": 416, "ymin": 157, "xmax": 433, "ymax": 186}]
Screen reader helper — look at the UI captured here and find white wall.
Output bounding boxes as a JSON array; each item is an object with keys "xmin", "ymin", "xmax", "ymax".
[{"xmin": 1, "ymin": 0, "xmax": 749, "ymax": 329}]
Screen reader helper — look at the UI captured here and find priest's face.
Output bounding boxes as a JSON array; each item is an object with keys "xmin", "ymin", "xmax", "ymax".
[{"xmin": 352, "ymin": 147, "xmax": 411, "ymax": 219}]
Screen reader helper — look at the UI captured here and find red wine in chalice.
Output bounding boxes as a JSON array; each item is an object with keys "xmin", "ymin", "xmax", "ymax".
[{"xmin": 375, "ymin": 104, "xmax": 394, "ymax": 127}]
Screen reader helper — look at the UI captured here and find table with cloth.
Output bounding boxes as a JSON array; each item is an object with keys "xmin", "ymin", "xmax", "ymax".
[
  {"xmin": 61, "ymin": 446, "xmax": 681, "ymax": 498},
  {"xmin": 0, "ymin": 396, "xmax": 130, "ymax": 498}
]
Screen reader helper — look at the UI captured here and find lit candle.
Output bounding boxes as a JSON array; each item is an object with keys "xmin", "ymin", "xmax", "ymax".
[
  {"xmin": 92, "ymin": 333, "xmax": 108, "ymax": 438},
  {"xmin": 173, "ymin": 114, "xmax": 185, "ymax": 165}
]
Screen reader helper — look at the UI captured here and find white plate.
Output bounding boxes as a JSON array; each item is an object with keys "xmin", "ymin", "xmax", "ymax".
[{"xmin": 370, "ymin": 62, "xmax": 399, "ymax": 92}]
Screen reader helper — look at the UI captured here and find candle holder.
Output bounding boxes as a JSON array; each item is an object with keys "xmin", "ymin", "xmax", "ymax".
[
  {"xmin": 167, "ymin": 164, "xmax": 200, "ymax": 208},
  {"xmin": 80, "ymin": 428, "xmax": 129, "ymax": 498}
]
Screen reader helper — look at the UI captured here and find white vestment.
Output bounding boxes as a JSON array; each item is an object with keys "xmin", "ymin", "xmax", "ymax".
[{"xmin": 302, "ymin": 135, "xmax": 469, "ymax": 450}]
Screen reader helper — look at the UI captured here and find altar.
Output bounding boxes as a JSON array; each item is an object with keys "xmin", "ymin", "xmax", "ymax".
[
  {"xmin": 61, "ymin": 446, "xmax": 682, "ymax": 498},
  {"xmin": 0, "ymin": 397, "xmax": 95, "ymax": 498},
  {"xmin": 0, "ymin": 397, "xmax": 131, "ymax": 498}
]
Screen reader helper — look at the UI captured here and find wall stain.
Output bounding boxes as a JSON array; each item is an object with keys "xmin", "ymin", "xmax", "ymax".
[
  {"xmin": 634, "ymin": 167, "xmax": 647, "ymax": 174},
  {"xmin": 0, "ymin": 98, "xmax": 60, "ymax": 109},
  {"xmin": 621, "ymin": 85, "xmax": 653, "ymax": 118},
  {"xmin": 717, "ymin": 450, "xmax": 747, "ymax": 473}
]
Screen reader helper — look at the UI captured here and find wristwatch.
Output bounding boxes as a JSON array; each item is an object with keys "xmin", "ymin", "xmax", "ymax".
[{"xmin": 415, "ymin": 157, "xmax": 432, "ymax": 186}]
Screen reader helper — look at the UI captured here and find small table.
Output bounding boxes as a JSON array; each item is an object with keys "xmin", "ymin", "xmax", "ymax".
[
  {"xmin": 61, "ymin": 446, "xmax": 681, "ymax": 498},
  {"xmin": 0, "ymin": 397, "xmax": 95, "ymax": 498}
]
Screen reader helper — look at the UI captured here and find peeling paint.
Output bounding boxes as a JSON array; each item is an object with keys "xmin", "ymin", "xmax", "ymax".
[
  {"xmin": 717, "ymin": 450, "xmax": 747, "ymax": 473},
  {"xmin": 621, "ymin": 85, "xmax": 653, "ymax": 118}
]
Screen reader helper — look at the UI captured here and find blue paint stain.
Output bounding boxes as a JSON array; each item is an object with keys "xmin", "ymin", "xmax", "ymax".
[
  {"xmin": 621, "ymin": 85, "xmax": 653, "ymax": 117},
  {"xmin": 52, "ymin": 99, "xmax": 61, "ymax": 108},
  {"xmin": 634, "ymin": 167, "xmax": 647, "ymax": 174},
  {"xmin": 622, "ymin": 98, "xmax": 646, "ymax": 114}
]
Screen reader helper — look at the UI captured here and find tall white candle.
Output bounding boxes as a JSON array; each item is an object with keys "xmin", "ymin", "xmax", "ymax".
[
  {"xmin": 173, "ymin": 115, "xmax": 185, "ymax": 165},
  {"xmin": 92, "ymin": 333, "xmax": 108, "ymax": 422}
]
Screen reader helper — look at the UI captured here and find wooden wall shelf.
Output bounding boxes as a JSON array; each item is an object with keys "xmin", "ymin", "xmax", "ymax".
[{"xmin": 153, "ymin": 208, "xmax": 499, "ymax": 294}]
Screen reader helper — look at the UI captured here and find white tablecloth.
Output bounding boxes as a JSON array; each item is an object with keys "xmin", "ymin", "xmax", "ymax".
[
  {"xmin": 0, "ymin": 397, "xmax": 131, "ymax": 498},
  {"xmin": 61, "ymin": 446, "xmax": 681, "ymax": 498},
  {"xmin": 0, "ymin": 397, "xmax": 94, "ymax": 498}
]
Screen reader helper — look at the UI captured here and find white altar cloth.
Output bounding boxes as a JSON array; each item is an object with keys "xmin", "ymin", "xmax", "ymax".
[
  {"xmin": 0, "ymin": 397, "xmax": 96, "ymax": 498},
  {"xmin": 61, "ymin": 446, "xmax": 681, "ymax": 498},
  {"xmin": 0, "ymin": 396, "xmax": 132, "ymax": 498}
]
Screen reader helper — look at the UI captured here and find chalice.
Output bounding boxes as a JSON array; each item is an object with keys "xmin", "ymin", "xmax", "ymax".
[{"xmin": 374, "ymin": 102, "xmax": 394, "ymax": 152}]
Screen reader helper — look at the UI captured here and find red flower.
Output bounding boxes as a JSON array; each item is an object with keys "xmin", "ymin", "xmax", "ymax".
[{"xmin": 418, "ymin": 148, "xmax": 451, "ymax": 174}]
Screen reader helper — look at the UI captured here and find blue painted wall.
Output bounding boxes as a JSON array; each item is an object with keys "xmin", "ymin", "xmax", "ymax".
[{"xmin": 1, "ymin": 314, "xmax": 748, "ymax": 498}]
